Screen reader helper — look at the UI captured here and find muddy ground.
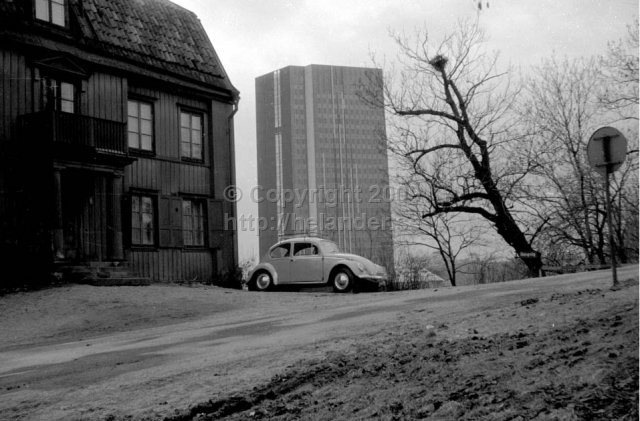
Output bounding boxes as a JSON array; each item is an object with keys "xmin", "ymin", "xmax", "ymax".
[
  {"xmin": 172, "ymin": 287, "xmax": 638, "ymax": 421},
  {"xmin": 0, "ymin": 268, "xmax": 638, "ymax": 420}
]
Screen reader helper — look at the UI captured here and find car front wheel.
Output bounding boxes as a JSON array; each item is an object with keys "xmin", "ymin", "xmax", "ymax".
[
  {"xmin": 332, "ymin": 268, "xmax": 354, "ymax": 293},
  {"xmin": 251, "ymin": 271, "xmax": 273, "ymax": 291}
]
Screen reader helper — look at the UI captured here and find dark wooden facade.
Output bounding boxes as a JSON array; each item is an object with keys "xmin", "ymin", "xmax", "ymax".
[{"xmin": 0, "ymin": 0, "xmax": 239, "ymax": 286}]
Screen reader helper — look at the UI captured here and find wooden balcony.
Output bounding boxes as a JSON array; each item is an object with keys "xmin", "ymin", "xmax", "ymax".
[{"xmin": 18, "ymin": 110, "xmax": 128, "ymax": 156}]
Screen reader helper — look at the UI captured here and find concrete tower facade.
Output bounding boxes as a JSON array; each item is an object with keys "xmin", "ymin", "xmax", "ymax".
[{"xmin": 255, "ymin": 65, "xmax": 393, "ymax": 269}]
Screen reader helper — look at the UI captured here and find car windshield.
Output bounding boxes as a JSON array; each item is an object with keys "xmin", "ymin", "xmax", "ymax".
[{"xmin": 320, "ymin": 240, "xmax": 340, "ymax": 254}]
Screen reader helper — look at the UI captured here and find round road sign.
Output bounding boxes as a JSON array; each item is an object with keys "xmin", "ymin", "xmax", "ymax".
[{"xmin": 586, "ymin": 126, "xmax": 628, "ymax": 175}]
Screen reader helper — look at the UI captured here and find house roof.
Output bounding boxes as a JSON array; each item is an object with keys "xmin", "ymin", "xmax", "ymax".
[{"xmin": 0, "ymin": 0, "xmax": 238, "ymax": 97}]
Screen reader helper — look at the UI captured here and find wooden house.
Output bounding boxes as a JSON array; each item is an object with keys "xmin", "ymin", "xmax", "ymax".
[{"xmin": 0, "ymin": 0, "xmax": 239, "ymax": 286}]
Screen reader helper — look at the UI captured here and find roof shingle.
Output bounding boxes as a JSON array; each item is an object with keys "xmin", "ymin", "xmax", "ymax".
[
  {"xmin": 0, "ymin": 0, "xmax": 237, "ymax": 95},
  {"xmin": 79, "ymin": 0, "xmax": 234, "ymax": 91}
]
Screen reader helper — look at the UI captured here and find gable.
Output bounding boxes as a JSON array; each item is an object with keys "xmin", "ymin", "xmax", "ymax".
[{"xmin": 34, "ymin": 56, "xmax": 89, "ymax": 78}]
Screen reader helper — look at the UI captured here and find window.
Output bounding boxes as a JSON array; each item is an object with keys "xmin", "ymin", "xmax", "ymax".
[
  {"xmin": 131, "ymin": 194, "xmax": 155, "ymax": 246},
  {"xmin": 270, "ymin": 243, "xmax": 290, "ymax": 259},
  {"xmin": 182, "ymin": 199, "xmax": 205, "ymax": 246},
  {"xmin": 128, "ymin": 100, "xmax": 154, "ymax": 151},
  {"xmin": 273, "ymin": 69, "xmax": 281, "ymax": 128},
  {"xmin": 293, "ymin": 243, "xmax": 318, "ymax": 256},
  {"xmin": 35, "ymin": 0, "xmax": 65, "ymax": 26},
  {"xmin": 180, "ymin": 111, "xmax": 203, "ymax": 160},
  {"xmin": 42, "ymin": 77, "xmax": 75, "ymax": 113},
  {"xmin": 275, "ymin": 133, "xmax": 284, "ymax": 237}
]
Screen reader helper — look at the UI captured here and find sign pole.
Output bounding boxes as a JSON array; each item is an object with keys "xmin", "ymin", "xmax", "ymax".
[
  {"xmin": 601, "ymin": 136, "xmax": 618, "ymax": 288},
  {"xmin": 604, "ymin": 165, "xmax": 619, "ymax": 288}
]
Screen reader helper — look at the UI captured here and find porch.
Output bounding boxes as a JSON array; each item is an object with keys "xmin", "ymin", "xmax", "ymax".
[{"xmin": 52, "ymin": 167, "xmax": 125, "ymax": 263}]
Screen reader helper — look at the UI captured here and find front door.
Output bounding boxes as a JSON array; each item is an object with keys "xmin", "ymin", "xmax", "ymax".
[
  {"xmin": 290, "ymin": 242, "xmax": 323, "ymax": 283},
  {"xmin": 62, "ymin": 170, "xmax": 108, "ymax": 261},
  {"xmin": 269, "ymin": 243, "xmax": 291, "ymax": 284}
]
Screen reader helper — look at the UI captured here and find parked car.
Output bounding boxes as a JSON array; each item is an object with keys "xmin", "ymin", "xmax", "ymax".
[{"xmin": 247, "ymin": 237, "xmax": 388, "ymax": 292}]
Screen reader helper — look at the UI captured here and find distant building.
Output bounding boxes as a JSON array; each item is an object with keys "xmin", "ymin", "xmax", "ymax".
[
  {"xmin": 0, "ymin": 0, "xmax": 239, "ymax": 286},
  {"xmin": 255, "ymin": 65, "xmax": 393, "ymax": 268},
  {"xmin": 396, "ymin": 269, "xmax": 446, "ymax": 289}
]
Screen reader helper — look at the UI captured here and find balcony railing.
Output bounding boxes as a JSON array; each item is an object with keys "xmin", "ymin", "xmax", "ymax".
[{"xmin": 18, "ymin": 110, "xmax": 128, "ymax": 156}]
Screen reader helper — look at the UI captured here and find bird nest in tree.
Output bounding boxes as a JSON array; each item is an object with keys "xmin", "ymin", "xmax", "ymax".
[{"xmin": 429, "ymin": 54, "xmax": 448, "ymax": 71}]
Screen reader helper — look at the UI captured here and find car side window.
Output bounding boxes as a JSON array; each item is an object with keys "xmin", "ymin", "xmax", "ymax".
[
  {"xmin": 293, "ymin": 243, "xmax": 318, "ymax": 256},
  {"xmin": 270, "ymin": 244, "xmax": 290, "ymax": 259}
]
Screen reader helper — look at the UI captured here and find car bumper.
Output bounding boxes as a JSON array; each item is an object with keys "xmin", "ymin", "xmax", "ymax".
[
  {"xmin": 357, "ymin": 275, "xmax": 388, "ymax": 290},
  {"xmin": 359, "ymin": 274, "xmax": 387, "ymax": 281}
]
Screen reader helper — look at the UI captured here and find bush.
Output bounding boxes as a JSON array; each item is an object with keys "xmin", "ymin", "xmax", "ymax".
[{"xmin": 207, "ymin": 266, "xmax": 244, "ymax": 290}]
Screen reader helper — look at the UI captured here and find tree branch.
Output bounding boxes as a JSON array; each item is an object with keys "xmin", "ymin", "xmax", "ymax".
[
  {"xmin": 405, "ymin": 143, "xmax": 463, "ymax": 159},
  {"xmin": 395, "ymin": 108, "xmax": 463, "ymax": 123},
  {"xmin": 423, "ymin": 205, "xmax": 496, "ymax": 222}
]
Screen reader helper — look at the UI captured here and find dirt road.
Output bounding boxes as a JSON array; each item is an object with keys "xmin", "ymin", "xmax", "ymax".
[{"xmin": 0, "ymin": 265, "xmax": 638, "ymax": 420}]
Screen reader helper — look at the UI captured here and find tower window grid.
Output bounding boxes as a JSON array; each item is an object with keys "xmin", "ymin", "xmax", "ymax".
[{"xmin": 273, "ymin": 70, "xmax": 285, "ymax": 239}]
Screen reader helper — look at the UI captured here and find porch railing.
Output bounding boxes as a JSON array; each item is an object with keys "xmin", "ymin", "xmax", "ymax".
[{"xmin": 18, "ymin": 110, "xmax": 128, "ymax": 155}]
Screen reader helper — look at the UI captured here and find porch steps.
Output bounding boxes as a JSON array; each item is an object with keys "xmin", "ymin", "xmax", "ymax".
[{"xmin": 54, "ymin": 262, "xmax": 151, "ymax": 286}]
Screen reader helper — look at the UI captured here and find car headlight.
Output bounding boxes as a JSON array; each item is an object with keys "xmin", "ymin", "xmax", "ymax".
[{"xmin": 357, "ymin": 263, "xmax": 367, "ymax": 273}]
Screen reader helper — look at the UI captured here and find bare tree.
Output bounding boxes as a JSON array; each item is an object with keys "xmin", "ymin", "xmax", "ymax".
[
  {"xmin": 597, "ymin": 20, "xmax": 640, "ymax": 263},
  {"xmin": 365, "ymin": 20, "xmax": 545, "ymax": 276},
  {"xmin": 523, "ymin": 56, "xmax": 607, "ymax": 264},
  {"xmin": 523, "ymin": 55, "xmax": 639, "ymax": 266},
  {"xmin": 394, "ymin": 175, "xmax": 485, "ymax": 287},
  {"xmin": 611, "ymin": 133, "xmax": 639, "ymax": 263},
  {"xmin": 598, "ymin": 19, "xmax": 639, "ymax": 122}
]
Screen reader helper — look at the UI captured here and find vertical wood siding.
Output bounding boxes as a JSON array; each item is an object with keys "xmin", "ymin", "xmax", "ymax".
[
  {"xmin": 0, "ymin": 50, "xmax": 36, "ymax": 143},
  {"xmin": 129, "ymin": 249, "xmax": 213, "ymax": 282},
  {"xmin": 124, "ymin": 85, "xmax": 230, "ymax": 282},
  {"xmin": 84, "ymin": 72, "xmax": 125, "ymax": 122},
  {"xmin": 125, "ymin": 158, "xmax": 210, "ymax": 195},
  {"xmin": 0, "ymin": 47, "xmax": 234, "ymax": 283}
]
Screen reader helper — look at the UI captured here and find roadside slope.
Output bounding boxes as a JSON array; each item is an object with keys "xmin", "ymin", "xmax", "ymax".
[
  {"xmin": 169, "ymin": 280, "xmax": 639, "ymax": 421},
  {"xmin": 0, "ymin": 267, "xmax": 637, "ymax": 420}
]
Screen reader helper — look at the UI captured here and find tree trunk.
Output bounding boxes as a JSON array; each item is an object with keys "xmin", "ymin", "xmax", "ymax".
[{"xmin": 476, "ymin": 159, "xmax": 543, "ymax": 277}]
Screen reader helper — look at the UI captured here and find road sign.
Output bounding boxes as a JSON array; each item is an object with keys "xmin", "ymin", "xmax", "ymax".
[
  {"xmin": 518, "ymin": 251, "xmax": 539, "ymax": 259},
  {"xmin": 587, "ymin": 126, "xmax": 628, "ymax": 175},
  {"xmin": 586, "ymin": 126, "xmax": 628, "ymax": 288}
]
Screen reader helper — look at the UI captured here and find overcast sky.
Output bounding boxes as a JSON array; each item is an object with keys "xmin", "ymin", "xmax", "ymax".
[{"xmin": 170, "ymin": 0, "xmax": 638, "ymax": 261}]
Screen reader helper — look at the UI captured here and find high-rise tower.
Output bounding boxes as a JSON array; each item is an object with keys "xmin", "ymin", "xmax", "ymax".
[{"xmin": 255, "ymin": 65, "xmax": 393, "ymax": 268}]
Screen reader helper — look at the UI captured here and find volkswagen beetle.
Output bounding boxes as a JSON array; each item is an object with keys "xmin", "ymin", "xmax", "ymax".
[{"xmin": 247, "ymin": 237, "xmax": 388, "ymax": 292}]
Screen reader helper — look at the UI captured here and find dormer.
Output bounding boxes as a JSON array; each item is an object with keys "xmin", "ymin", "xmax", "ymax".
[{"xmin": 34, "ymin": 0, "xmax": 67, "ymax": 27}]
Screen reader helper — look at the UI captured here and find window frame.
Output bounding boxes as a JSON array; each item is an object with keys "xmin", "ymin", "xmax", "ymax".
[
  {"xmin": 179, "ymin": 109, "xmax": 205, "ymax": 162},
  {"xmin": 130, "ymin": 192, "xmax": 158, "ymax": 248},
  {"xmin": 127, "ymin": 98, "xmax": 155, "ymax": 153},
  {"xmin": 181, "ymin": 197, "xmax": 207, "ymax": 248},
  {"xmin": 34, "ymin": 0, "xmax": 67, "ymax": 27},
  {"xmin": 41, "ymin": 75, "xmax": 77, "ymax": 113}
]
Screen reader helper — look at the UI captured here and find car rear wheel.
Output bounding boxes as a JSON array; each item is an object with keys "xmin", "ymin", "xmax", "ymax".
[
  {"xmin": 332, "ymin": 268, "xmax": 354, "ymax": 293},
  {"xmin": 251, "ymin": 271, "xmax": 272, "ymax": 291}
]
